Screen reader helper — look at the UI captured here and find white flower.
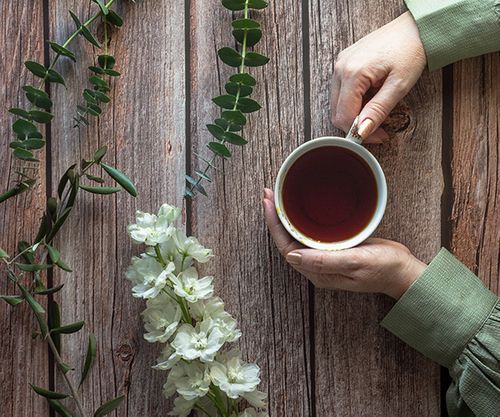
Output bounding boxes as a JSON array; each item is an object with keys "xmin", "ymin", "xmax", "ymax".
[
  {"xmin": 173, "ymin": 362, "xmax": 211, "ymax": 400},
  {"xmin": 190, "ymin": 297, "xmax": 241, "ymax": 343},
  {"xmin": 238, "ymin": 408, "xmax": 269, "ymax": 417},
  {"xmin": 174, "ymin": 230, "xmax": 213, "ymax": 263},
  {"xmin": 168, "ymin": 396, "xmax": 196, "ymax": 417},
  {"xmin": 171, "ymin": 320, "xmax": 225, "ymax": 363},
  {"xmin": 157, "ymin": 204, "xmax": 182, "ymax": 223},
  {"xmin": 170, "ymin": 267, "xmax": 214, "ymax": 303},
  {"xmin": 210, "ymin": 350, "xmax": 261, "ymax": 398},
  {"xmin": 126, "ymin": 255, "xmax": 175, "ymax": 299},
  {"xmin": 128, "ymin": 212, "xmax": 175, "ymax": 246},
  {"xmin": 142, "ymin": 293, "xmax": 181, "ymax": 343},
  {"xmin": 242, "ymin": 389, "xmax": 267, "ymax": 409},
  {"xmin": 153, "ymin": 345, "xmax": 181, "ymax": 371}
]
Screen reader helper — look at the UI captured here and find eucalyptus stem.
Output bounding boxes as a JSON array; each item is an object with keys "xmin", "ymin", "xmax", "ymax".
[{"xmin": 194, "ymin": 403, "xmax": 214, "ymax": 417}]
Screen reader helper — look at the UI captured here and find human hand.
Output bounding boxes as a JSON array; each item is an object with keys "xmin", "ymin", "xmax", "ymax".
[
  {"xmin": 263, "ymin": 189, "xmax": 426, "ymax": 299},
  {"xmin": 331, "ymin": 11, "xmax": 426, "ymax": 143}
]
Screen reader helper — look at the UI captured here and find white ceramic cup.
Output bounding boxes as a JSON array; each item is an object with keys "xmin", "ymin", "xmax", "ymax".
[{"xmin": 274, "ymin": 133, "xmax": 387, "ymax": 251}]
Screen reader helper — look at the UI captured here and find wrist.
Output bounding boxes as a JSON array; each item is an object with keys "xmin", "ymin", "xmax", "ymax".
[{"xmin": 386, "ymin": 254, "xmax": 426, "ymax": 299}]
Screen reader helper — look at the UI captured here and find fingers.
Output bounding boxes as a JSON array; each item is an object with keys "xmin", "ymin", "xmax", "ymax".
[
  {"xmin": 333, "ymin": 77, "xmax": 364, "ymax": 133},
  {"xmin": 262, "ymin": 188, "xmax": 302, "ymax": 256},
  {"xmin": 357, "ymin": 75, "xmax": 410, "ymax": 139}
]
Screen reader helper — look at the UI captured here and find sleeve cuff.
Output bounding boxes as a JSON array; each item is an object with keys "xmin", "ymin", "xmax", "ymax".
[
  {"xmin": 381, "ymin": 248, "xmax": 499, "ymax": 367},
  {"xmin": 405, "ymin": 0, "xmax": 500, "ymax": 71}
]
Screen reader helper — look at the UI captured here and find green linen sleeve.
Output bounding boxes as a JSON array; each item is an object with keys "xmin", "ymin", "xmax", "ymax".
[
  {"xmin": 381, "ymin": 248, "xmax": 500, "ymax": 417},
  {"xmin": 404, "ymin": 0, "xmax": 500, "ymax": 71}
]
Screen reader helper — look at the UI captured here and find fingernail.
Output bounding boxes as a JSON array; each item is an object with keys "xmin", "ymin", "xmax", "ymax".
[
  {"xmin": 263, "ymin": 188, "xmax": 272, "ymax": 200},
  {"xmin": 286, "ymin": 252, "xmax": 302, "ymax": 266},
  {"xmin": 358, "ymin": 118, "xmax": 375, "ymax": 139}
]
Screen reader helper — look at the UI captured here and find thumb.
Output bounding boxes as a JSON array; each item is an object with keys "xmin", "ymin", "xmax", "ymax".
[{"xmin": 357, "ymin": 75, "xmax": 409, "ymax": 139}]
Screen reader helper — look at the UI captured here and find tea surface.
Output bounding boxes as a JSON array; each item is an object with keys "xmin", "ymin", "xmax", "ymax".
[{"xmin": 282, "ymin": 146, "xmax": 378, "ymax": 242}]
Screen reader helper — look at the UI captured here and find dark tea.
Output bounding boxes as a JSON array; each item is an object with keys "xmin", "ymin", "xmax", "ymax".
[{"xmin": 282, "ymin": 146, "xmax": 378, "ymax": 242}]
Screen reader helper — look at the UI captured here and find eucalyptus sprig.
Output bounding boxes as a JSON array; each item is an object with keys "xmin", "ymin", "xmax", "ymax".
[
  {"xmin": 0, "ymin": 145, "xmax": 135, "ymax": 417},
  {"xmin": 185, "ymin": 0, "xmax": 269, "ymax": 198},
  {"xmin": 0, "ymin": 0, "xmax": 122, "ymax": 204}
]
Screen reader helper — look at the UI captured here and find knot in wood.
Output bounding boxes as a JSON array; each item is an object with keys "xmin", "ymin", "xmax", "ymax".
[
  {"xmin": 116, "ymin": 343, "xmax": 134, "ymax": 362},
  {"xmin": 381, "ymin": 103, "xmax": 411, "ymax": 136}
]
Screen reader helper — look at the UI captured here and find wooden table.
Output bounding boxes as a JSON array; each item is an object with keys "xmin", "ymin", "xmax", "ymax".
[{"xmin": 1, "ymin": 1, "xmax": 498, "ymax": 416}]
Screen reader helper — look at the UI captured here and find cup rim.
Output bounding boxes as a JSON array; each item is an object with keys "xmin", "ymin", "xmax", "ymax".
[{"xmin": 274, "ymin": 136, "xmax": 387, "ymax": 250}]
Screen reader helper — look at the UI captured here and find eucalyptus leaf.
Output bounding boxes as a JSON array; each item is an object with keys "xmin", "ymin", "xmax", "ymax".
[
  {"xmin": 48, "ymin": 301, "xmax": 61, "ymax": 353},
  {"xmin": 207, "ymin": 142, "xmax": 231, "ymax": 158},
  {"xmin": 47, "ymin": 399, "xmax": 74, "ymax": 417},
  {"xmin": 207, "ymin": 124, "xmax": 225, "ymax": 140},
  {"xmin": 30, "ymin": 384, "xmax": 68, "ymax": 400},
  {"xmin": 225, "ymin": 82, "xmax": 252, "ymax": 97},
  {"xmin": 80, "ymin": 333, "xmax": 97, "ymax": 386},
  {"xmin": 51, "ymin": 320, "xmax": 85, "ymax": 335},
  {"xmin": 0, "ymin": 247, "xmax": 9, "ymax": 259},
  {"xmin": 92, "ymin": 0, "xmax": 109, "ymax": 15},
  {"xmin": 86, "ymin": 174, "xmax": 105, "ymax": 183},
  {"xmin": 56, "ymin": 258, "xmax": 73, "ymax": 272},
  {"xmin": 195, "ymin": 170, "xmax": 212, "ymax": 182},
  {"xmin": 23, "ymin": 86, "xmax": 52, "ymax": 110},
  {"xmin": 212, "ymin": 95, "xmax": 236, "ymax": 110},
  {"xmin": 18, "ymin": 283, "xmax": 48, "ymax": 337},
  {"xmin": 104, "ymin": 69, "xmax": 120, "ymax": 77},
  {"xmin": 48, "ymin": 42, "xmax": 76, "ymax": 62},
  {"xmin": 100, "ymin": 163, "xmax": 138, "ymax": 197},
  {"xmin": 89, "ymin": 65, "xmax": 105, "ymax": 75},
  {"xmin": 93, "ymin": 91, "xmax": 110, "ymax": 103},
  {"xmin": 46, "ymin": 244, "xmax": 61, "ymax": 264},
  {"xmin": 237, "ymin": 97, "xmax": 261, "ymax": 113},
  {"xmin": 229, "ymin": 73, "xmax": 256, "ymax": 86},
  {"xmin": 25, "ymin": 61, "xmax": 47, "ymax": 78},
  {"xmin": 221, "ymin": 110, "xmax": 247, "ymax": 126},
  {"xmin": 11, "ymin": 138, "xmax": 45, "ymax": 150},
  {"xmin": 222, "ymin": 0, "xmax": 268, "ymax": 10},
  {"xmin": 12, "ymin": 119, "xmax": 38, "ymax": 137},
  {"xmin": 214, "ymin": 118, "xmax": 242, "ymax": 132},
  {"xmin": 98, "ymin": 55, "xmax": 115, "ymax": 69},
  {"xmin": 0, "ymin": 295, "xmax": 23, "ymax": 306},
  {"xmin": 89, "ymin": 76, "xmax": 108, "ymax": 89},
  {"xmin": 233, "ymin": 28, "xmax": 262, "ymax": 47},
  {"xmin": 93, "ymin": 395, "xmax": 125, "ymax": 417},
  {"xmin": 223, "ymin": 132, "xmax": 247, "ymax": 145},
  {"xmin": 79, "ymin": 185, "xmax": 121, "ymax": 195},
  {"xmin": 15, "ymin": 263, "xmax": 51, "ymax": 272},
  {"xmin": 46, "ymin": 206, "xmax": 73, "ymax": 243},
  {"xmin": 9, "ymin": 108, "xmax": 31, "ymax": 119},
  {"xmin": 81, "ymin": 25, "xmax": 101, "ymax": 48},
  {"xmin": 244, "ymin": 52, "xmax": 269, "ymax": 67},
  {"xmin": 47, "ymin": 69, "xmax": 66, "ymax": 86},
  {"xmin": 107, "ymin": 10, "xmax": 123, "ymax": 26},
  {"xmin": 57, "ymin": 164, "xmax": 77, "ymax": 198},
  {"xmin": 30, "ymin": 110, "xmax": 54, "ymax": 123},
  {"xmin": 35, "ymin": 284, "xmax": 64, "ymax": 296},
  {"xmin": 218, "ymin": 47, "xmax": 242, "ymax": 67}
]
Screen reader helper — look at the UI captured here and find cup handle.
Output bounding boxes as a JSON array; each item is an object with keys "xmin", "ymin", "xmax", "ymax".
[{"xmin": 345, "ymin": 116, "xmax": 363, "ymax": 144}]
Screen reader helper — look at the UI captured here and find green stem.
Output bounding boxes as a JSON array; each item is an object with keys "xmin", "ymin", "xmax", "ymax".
[
  {"xmin": 154, "ymin": 245, "xmax": 166, "ymax": 267},
  {"xmin": 194, "ymin": 403, "xmax": 214, "ymax": 417},
  {"xmin": 188, "ymin": 1, "xmax": 250, "ymax": 196}
]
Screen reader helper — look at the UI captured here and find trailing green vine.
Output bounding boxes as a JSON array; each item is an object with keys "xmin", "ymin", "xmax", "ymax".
[
  {"xmin": 1, "ymin": 2, "xmax": 136, "ymax": 416},
  {"xmin": 185, "ymin": 0, "xmax": 269, "ymax": 198}
]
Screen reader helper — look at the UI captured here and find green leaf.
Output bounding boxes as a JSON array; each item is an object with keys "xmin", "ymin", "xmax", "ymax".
[
  {"xmin": 207, "ymin": 142, "xmax": 231, "ymax": 158},
  {"xmin": 225, "ymin": 82, "xmax": 252, "ymax": 97},
  {"xmin": 106, "ymin": 10, "xmax": 123, "ymax": 26},
  {"xmin": 80, "ymin": 333, "xmax": 97, "ymax": 386},
  {"xmin": 195, "ymin": 170, "xmax": 212, "ymax": 182},
  {"xmin": 30, "ymin": 110, "xmax": 54, "ymax": 123},
  {"xmin": 207, "ymin": 124, "xmax": 225, "ymax": 140},
  {"xmin": 244, "ymin": 52, "xmax": 269, "ymax": 67},
  {"xmin": 100, "ymin": 163, "xmax": 137, "ymax": 197},
  {"xmin": 92, "ymin": 0, "xmax": 109, "ymax": 15},
  {"xmin": 45, "ymin": 206, "xmax": 73, "ymax": 242},
  {"xmin": 47, "ymin": 69, "xmax": 66, "ymax": 86},
  {"xmin": 84, "ymin": 89, "xmax": 97, "ymax": 104},
  {"xmin": 237, "ymin": 97, "xmax": 261, "ymax": 113},
  {"xmin": 98, "ymin": 55, "xmax": 115, "ymax": 69},
  {"xmin": 18, "ymin": 283, "xmax": 48, "ymax": 337},
  {"xmin": 93, "ymin": 395, "xmax": 125, "ymax": 417},
  {"xmin": 229, "ymin": 73, "xmax": 256, "ymax": 86},
  {"xmin": 223, "ymin": 132, "xmax": 247, "ymax": 145},
  {"xmin": 86, "ymin": 174, "xmax": 105, "ymax": 183},
  {"xmin": 51, "ymin": 320, "xmax": 85, "ymax": 335},
  {"xmin": 0, "ymin": 247, "xmax": 9, "ymax": 258},
  {"xmin": 57, "ymin": 164, "xmax": 77, "ymax": 198},
  {"xmin": 23, "ymin": 86, "xmax": 52, "ymax": 110},
  {"xmin": 232, "ymin": 18, "xmax": 260, "ymax": 29},
  {"xmin": 25, "ymin": 61, "xmax": 47, "ymax": 78},
  {"xmin": 212, "ymin": 95, "xmax": 236, "ymax": 109},
  {"xmin": 93, "ymin": 91, "xmax": 110, "ymax": 103},
  {"xmin": 16, "ymin": 263, "xmax": 51, "ymax": 272},
  {"xmin": 46, "ymin": 244, "xmax": 61, "ymax": 263},
  {"xmin": 222, "ymin": 110, "xmax": 247, "ymax": 126},
  {"xmin": 60, "ymin": 363, "xmax": 73, "ymax": 374},
  {"xmin": 56, "ymin": 258, "xmax": 73, "ymax": 272},
  {"xmin": 222, "ymin": 0, "xmax": 268, "ymax": 10},
  {"xmin": 89, "ymin": 76, "xmax": 108, "ymax": 89},
  {"xmin": 48, "ymin": 42, "xmax": 76, "ymax": 62},
  {"xmin": 86, "ymin": 103, "xmax": 102, "ymax": 116},
  {"xmin": 13, "ymin": 148, "xmax": 37, "ymax": 161},
  {"xmin": 79, "ymin": 185, "xmax": 121, "ymax": 195},
  {"xmin": 218, "ymin": 47, "xmax": 242, "ymax": 67},
  {"xmin": 11, "ymin": 139, "xmax": 45, "ymax": 150},
  {"xmin": 233, "ymin": 28, "xmax": 262, "ymax": 47},
  {"xmin": 69, "ymin": 10, "xmax": 100, "ymax": 47},
  {"xmin": 0, "ymin": 295, "xmax": 23, "ymax": 306},
  {"xmin": 18, "ymin": 240, "xmax": 35, "ymax": 263},
  {"xmin": 47, "ymin": 399, "xmax": 74, "ymax": 417},
  {"xmin": 35, "ymin": 284, "xmax": 64, "ymax": 296},
  {"xmin": 89, "ymin": 65, "xmax": 105, "ymax": 75},
  {"xmin": 214, "ymin": 118, "xmax": 242, "ymax": 132},
  {"xmin": 48, "ymin": 301, "xmax": 61, "ymax": 353},
  {"xmin": 9, "ymin": 108, "xmax": 31, "ymax": 119},
  {"xmin": 30, "ymin": 384, "xmax": 68, "ymax": 400},
  {"xmin": 13, "ymin": 119, "xmax": 38, "ymax": 137},
  {"xmin": 104, "ymin": 69, "xmax": 120, "ymax": 77},
  {"xmin": 94, "ymin": 146, "xmax": 108, "ymax": 162}
]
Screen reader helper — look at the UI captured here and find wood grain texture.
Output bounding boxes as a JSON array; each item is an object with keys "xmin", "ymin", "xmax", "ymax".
[
  {"xmin": 308, "ymin": 1, "xmax": 442, "ymax": 415},
  {"xmin": 189, "ymin": 0, "xmax": 313, "ymax": 415},
  {"xmin": 0, "ymin": 2, "xmax": 49, "ymax": 416},
  {"xmin": 49, "ymin": 1, "xmax": 185, "ymax": 415},
  {"xmin": 451, "ymin": 53, "xmax": 500, "ymax": 295}
]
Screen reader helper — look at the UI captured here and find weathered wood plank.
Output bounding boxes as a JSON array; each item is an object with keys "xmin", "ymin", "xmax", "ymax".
[
  {"xmin": 308, "ymin": 2, "xmax": 442, "ymax": 415},
  {"xmin": 451, "ymin": 54, "xmax": 499, "ymax": 295},
  {"xmin": 0, "ymin": 1, "xmax": 49, "ymax": 416},
  {"xmin": 189, "ymin": 0, "xmax": 312, "ymax": 415},
  {"xmin": 49, "ymin": 1, "xmax": 185, "ymax": 415}
]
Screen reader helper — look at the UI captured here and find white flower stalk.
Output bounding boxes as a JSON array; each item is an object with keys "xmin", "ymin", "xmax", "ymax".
[
  {"xmin": 210, "ymin": 350, "xmax": 261, "ymax": 399},
  {"xmin": 126, "ymin": 204, "xmax": 267, "ymax": 417},
  {"xmin": 170, "ymin": 267, "xmax": 214, "ymax": 303}
]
